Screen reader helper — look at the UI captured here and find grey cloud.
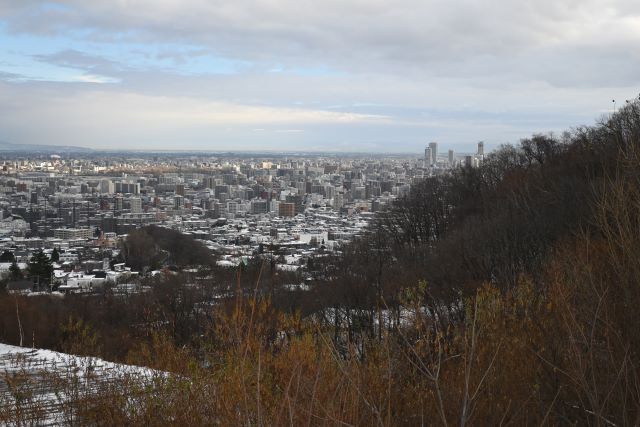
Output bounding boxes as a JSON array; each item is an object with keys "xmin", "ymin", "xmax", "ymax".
[
  {"xmin": 0, "ymin": 70, "xmax": 25, "ymax": 81},
  {"xmin": 32, "ymin": 49, "xmax": 125, "ymax": 74},
  {"xmin": 3, "ymin": 1, "xmax": 640, "ymax": 88},
  {"xmin": 154, "ymin": 48, "xmax": 210, "ymax": 65}
]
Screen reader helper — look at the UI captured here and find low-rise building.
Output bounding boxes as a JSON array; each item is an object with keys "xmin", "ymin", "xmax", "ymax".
[{"xmin": 53, "ymin": 228, "xmax": 93, "ymax": 240}]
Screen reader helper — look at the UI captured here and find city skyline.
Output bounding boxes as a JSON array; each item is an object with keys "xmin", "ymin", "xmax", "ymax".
[
  {"xmin": 0, "ymin": 139, "xmax": 485, "ymax": 156},
  {"xmin": 1, "ymin": 1, "xmax": 639, "ymax": 152}
]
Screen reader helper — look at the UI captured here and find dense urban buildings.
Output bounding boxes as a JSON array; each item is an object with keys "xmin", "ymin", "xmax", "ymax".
[{"xmin": 0, "ymin": 145, "xmax": 483, "ymax": 293}]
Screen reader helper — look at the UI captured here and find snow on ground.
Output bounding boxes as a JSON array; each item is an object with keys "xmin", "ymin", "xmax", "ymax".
[
  {"xmin": 0, "ymin": 343, "xmax": 161, "ymax": 426},
  {"xmin": 0, "ymin": 343, "xmax": 156, "ymax": 377}
]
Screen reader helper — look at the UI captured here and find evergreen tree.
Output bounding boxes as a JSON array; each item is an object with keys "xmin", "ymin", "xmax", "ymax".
[
  {"xmin": 0, "ymin": 250, "xmax": 15, "ymax": 263},
  {"xmin": 9, "ymin": 261, "xmax": 22, "ymax": 281},
  {"xmin": 28, "ymin": 250, "xmax": 53, "ymax": 285},
  {"xmin": 50, "ymin": 247, "xmax": 60, "ymax": 263}
]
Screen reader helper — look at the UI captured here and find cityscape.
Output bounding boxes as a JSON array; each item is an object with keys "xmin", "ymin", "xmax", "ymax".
[{"xmin": 0, "ymin": 142, "xmax": 485, "ymax": 294}]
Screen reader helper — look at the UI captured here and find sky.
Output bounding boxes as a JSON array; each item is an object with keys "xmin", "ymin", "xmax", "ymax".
[{"xmin": 0, "ymin": 1, "xmax": 639, "ymax": 153}]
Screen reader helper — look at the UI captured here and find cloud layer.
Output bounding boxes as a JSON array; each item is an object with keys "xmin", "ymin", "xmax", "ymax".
[{"xmin": 0, "ymin": 1, "xmax": 639, "ymax": 152}]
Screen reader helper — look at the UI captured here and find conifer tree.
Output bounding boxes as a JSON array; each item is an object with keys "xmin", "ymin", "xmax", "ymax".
[
  {"xmin": 0, "ymin": 250, "xmax": 15, "ymax": 263},
  {"xmin": 9, "ymin": 261, "xmax": 22, "ymax": 281},
  {"xmin": 28, "ymin": 250, "xmax": 53, "ymax": 285},
  {"xmin": 50, "ymin": 247, "xmax": 60, "ymax": 263}
]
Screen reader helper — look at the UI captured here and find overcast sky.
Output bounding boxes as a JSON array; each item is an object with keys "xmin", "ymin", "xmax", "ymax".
[{"xmin": 0, "ymin": 1, "xmax": 639, "ymax": 153}]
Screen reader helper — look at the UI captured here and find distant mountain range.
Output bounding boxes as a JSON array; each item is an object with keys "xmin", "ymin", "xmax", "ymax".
[{"xmin": 0, "ymin": 141, "xmax": 93, "ymax": 152}]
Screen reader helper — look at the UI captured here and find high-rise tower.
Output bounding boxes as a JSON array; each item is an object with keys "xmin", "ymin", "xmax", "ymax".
[
  {"xmin": 428, "ymin": 142, "xmax": 438, "ymax": 165},
  {"xmin": 424, "ymin": 147, "xmax": 432, "ymax": 166}
]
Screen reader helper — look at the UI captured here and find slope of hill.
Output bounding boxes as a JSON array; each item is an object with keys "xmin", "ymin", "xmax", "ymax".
[{"xmin": 0, "ymin": 343, "xmax": 160, "ymax": 425}]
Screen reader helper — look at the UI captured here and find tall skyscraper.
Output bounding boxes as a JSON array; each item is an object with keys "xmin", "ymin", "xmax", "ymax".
[
  {"xmin": 477, "ymin": 141, "xmax": 484, "ymax": 156},
  {"xmin": 424, "ymin": 147, "xmax": 432, "ymax": 166},
  {"xmin": 448, "ymin": 149, "xmax": 455, "ymax": 165},
  {"xmin": 428, "ymin": 142, "xmax": 438, "ymax": 165}
]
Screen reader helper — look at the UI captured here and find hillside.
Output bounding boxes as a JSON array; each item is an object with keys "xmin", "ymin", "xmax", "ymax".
[{"xmin": 0, "ymin": 98, "xmax": 640, "ymax": 424}]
